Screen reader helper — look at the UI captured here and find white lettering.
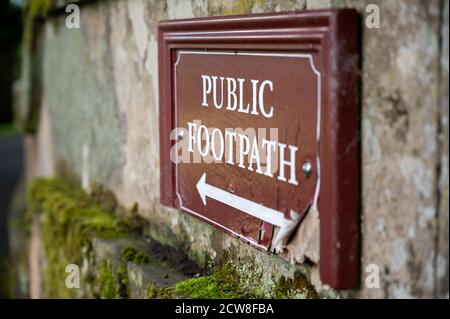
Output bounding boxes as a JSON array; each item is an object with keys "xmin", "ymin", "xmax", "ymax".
[
  {"xmin": 277, "ymin": 143, "xmax": 298, "ymax": 185},
  {"xmin": 201, "ymin": 75, "xmax": 212, "ymax": 106}
]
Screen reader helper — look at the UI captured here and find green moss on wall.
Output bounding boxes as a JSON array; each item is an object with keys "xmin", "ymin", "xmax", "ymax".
[
  {"xmin": 98, "ymin": 260, "xmax": 117, "ymax": 299},
  {"xmin": 28, "ymin": 0, "xmax": 53, "ymax": 18},
  {"xmin": 174, "ymin": 257, "xmax": 256, "ymax": 298},
  {"xmin": 117, "ymin": 263, "xmax": 129, "ymax": 298},
  {"xmin": 116, "ymin": 246, "xmax": 151, "ymax": 298},
  {"xmin": 146, "ymin": 283, "xmax": 158, "ymax": 299},
  {"xmin": 27, "ymin": 178, "xmax": 132, "ymax": 298},
  {"xmin": 208, "ymin": 0, "xmax": 267, "ymax": 16},
  {"xmin": 223, "ymin": 0, "xmax": 255, "ymax": 15},
  {"xmin": 27, "ymin": 178, "xmax": 318, "ymax": 299},
  {"xmin": 174, "ymin": 256, "xmax": 318, "ymax": 299},
  {"xmin": 134, "ymin": 252, "xmax": 150, "ymax": 264},
  {"xmin": 175, "ymin": 276, "xmax": 237, "ymax": 299},
  {"xmin": 122, "ymin": 246, "xmax": 137, "ymax": 263},
  {"xmin": 274, "ymin": 272, "xmax": 319, "ymax": 299},
  {"xmin": 145, "ymin": 283, "xmax": 175, "ymax": 299},
  {"xmin": 143, "ymin": 257, "xmax": 244, "ymax": 299}
]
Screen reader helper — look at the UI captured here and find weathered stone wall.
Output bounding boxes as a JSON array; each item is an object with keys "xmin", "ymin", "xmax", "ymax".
[{"xmin": 22, "ymin": 0, "xmax": 449, "ymax": 298}]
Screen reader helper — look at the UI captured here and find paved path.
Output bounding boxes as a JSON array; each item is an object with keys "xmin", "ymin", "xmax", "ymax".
[{"xmin": 0, "ymin": 135, "xmax": 23, "ymax": 271}]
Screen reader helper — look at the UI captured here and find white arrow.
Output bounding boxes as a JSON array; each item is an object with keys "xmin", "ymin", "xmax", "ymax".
[{"xmin": 196, "ymin": 173, "xmax": 303, "ymax": 245}]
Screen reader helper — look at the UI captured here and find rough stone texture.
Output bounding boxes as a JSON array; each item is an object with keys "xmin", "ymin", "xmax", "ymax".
[
  {"xmin": 24, "ymin": 0, "xmax": 449, "ymax": 298},
  {"xmin": 355, "ymin": 0, "xmax": 444, "ymax": 299},
  {"xmin": 127, "ymin": 262, "xmax": 186, "ymax": 299},
  {"xmin": 437, "ymin": 0, "xmax": 449, "ymax": 299},
  {"xmin": 91, "ymin": 236, "xmax": 199, "ymax": 299},
  {"xmin": 42, "ymin": 9, "xmax": 125, "ymax": 191}
]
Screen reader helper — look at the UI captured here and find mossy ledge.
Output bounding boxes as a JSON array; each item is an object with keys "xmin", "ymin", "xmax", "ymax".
[
  {"xmin": 27, "ymin": 178, "xmax": 318, "ymax": 299},
  {"xmin": 27, "ymin": 177, "xmax": 133, "ymax": 297},
  {"xmin": 171, "ymin": 256, "xmax": 318, "ymax": 299},
  {"xmin": 143, "ymin": 254, "xmax": 318, "ymax": 299}
]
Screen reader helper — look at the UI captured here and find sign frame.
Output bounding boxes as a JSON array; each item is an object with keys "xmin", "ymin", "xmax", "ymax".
[{"xmin": 158, "ymin": 9, "xmax": 360, "ymax": 289}]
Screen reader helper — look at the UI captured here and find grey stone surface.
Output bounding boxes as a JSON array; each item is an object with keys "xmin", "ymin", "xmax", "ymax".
[
  {"xmin": 27, "ymin": 0, "xmax": 449, "ymax": 298},
  {"xmin": 42, "ymin": 6, "xmax": 125, "ymax": 189},
  {"xmin": 128, "ymin": 262, "xmax": 186, "ymax": 299},
  {"xmin": 91, "ymin": 236, "xmax": 199, "ymax": 299},
  {"xmin": 437, "ymin": 0, "xmax": 449, "ymax": 299},
  {"xmin": 356, "ymin": 0, "xmax": 444, "ymax": 299},
  {"xmin": 92, "ymin": 238, "xmax": 139, "ymax": 268}
]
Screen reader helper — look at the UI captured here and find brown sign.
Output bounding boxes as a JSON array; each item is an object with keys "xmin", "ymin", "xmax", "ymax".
[
  {"xmin": 175, "ymin": 51, "xmax": 320, "ymax": 249},
  {"xmin": 159, "ymin": 10, "xmax": 360, "ymax": 289}
]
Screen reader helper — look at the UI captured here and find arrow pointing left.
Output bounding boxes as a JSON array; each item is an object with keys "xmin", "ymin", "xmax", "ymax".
[{"xmin": 196, "ymin": 173, "xmax": 302, "ymax": 245}]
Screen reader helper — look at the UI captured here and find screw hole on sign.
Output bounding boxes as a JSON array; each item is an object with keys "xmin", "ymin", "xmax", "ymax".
[{"xmin": 302, "ymin": 160, "xmax": 313, "ymax": 178}]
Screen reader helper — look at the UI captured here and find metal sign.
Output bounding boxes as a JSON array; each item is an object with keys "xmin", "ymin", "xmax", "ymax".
[
  {"xmin": 158, "ymin": 10, "xmax": 360, "ymax": 289},
  {"xmin": 174, "ymin": 51, "xmax": 320, "ymax": 249}
]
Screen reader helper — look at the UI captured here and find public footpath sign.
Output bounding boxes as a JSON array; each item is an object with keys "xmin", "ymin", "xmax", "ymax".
[{"xmin": 158, "ymin": 10, "xmax": 360, "ymax": 289}]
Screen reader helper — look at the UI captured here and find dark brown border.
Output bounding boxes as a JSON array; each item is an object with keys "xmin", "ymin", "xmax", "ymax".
[{"xmin": 158, "ymin": 9, "xmax": 360, "ymax": 289}]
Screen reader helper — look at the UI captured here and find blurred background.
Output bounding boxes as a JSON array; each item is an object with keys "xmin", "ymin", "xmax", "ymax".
[
  {"xmin": 0, "ymin": 0, "xmax": 448, "ymax": 299},
  {"xmin": 0, "ymin": 0, "xmax": 24, "ymax": 299}
]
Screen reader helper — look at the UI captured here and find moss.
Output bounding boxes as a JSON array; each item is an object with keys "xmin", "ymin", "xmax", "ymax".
[
  {"xmin": 160, "ymin": 286, "xmax": 176, "ymax": 299},
  {"xmin": 117, "ymin": 246, "xmax": 146, "ymax": 298},
  {"xmin": 174, "ymin": 257, "xmax": 247, "ymax": 299},
  {"xmin": 122, "ymin": 246, "xmax": 137, "ymax": 263},
  {"xmin": 90, "ymin": 244, "xmax": 152, "ymax": 299},
  {"xmin": 90, "ymin": 182, "xmax": 119, "ymax": 213},
  {"xmin": 157, "ymin": 287, "xmax": 171, "ymax": 298},
  {"xmin": 27, "ymin": 178, "xmax": 318, "ymax": 299},
  {"xmin": 134, "ymin": 252, "xmax": 150, "ymax": 265},
  {"xmin": 117, "ymin": 263, "xmax": 129, "ymax": 298},
  {"xmin": 28, "ymin": 178, "xmax": 131, "ymax": 239},
  {"xmin": 98, "ymin": 260, "xmax": 117, "ymax": 299},
  {"xmin": 209, "ymin": 0, "xmax": 257, "ymax": 15},
  {"xmin": 121, "ymin": 246, "xmax": 150, "ymax": 265},
  {"xmin": 98, "ymin": 262, "xmax": 116, "ymax": 298},
  {"xmin": 274, "ymin": 271, "xmax": 318, "ymax": 299},
  {"xmin": 175, "ymin": 256, "xmax": 318, "ymax": 299},
  {"xmin": 131, "ymin": 202, "xmax": 139, "ymax": 214},
  {"xmin": 28, "ymin": 0, "xmax": 53, "ymax": 18},
  {"xmin": 145, "ymin": 283, "xmax": 175, "ymax": 299},
  {"xmin": 175, "ymin": 276, "xmax": 237, "ymax": 299},
  {"xmin": 27, "ymin": 177, "xmax": 132, "ymax": 298},
  {"xmin": 115, "ymin": 246, "xmax": 152, "ymax": 298},
  {"xmin": 146, "ymin": 283, "xmax": 158, "ymax": 299}
]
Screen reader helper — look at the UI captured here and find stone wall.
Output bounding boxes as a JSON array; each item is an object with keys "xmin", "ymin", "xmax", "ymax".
[{"xmin": 18, "ymin": 0, "xmax": 449, "ymax": 298}]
